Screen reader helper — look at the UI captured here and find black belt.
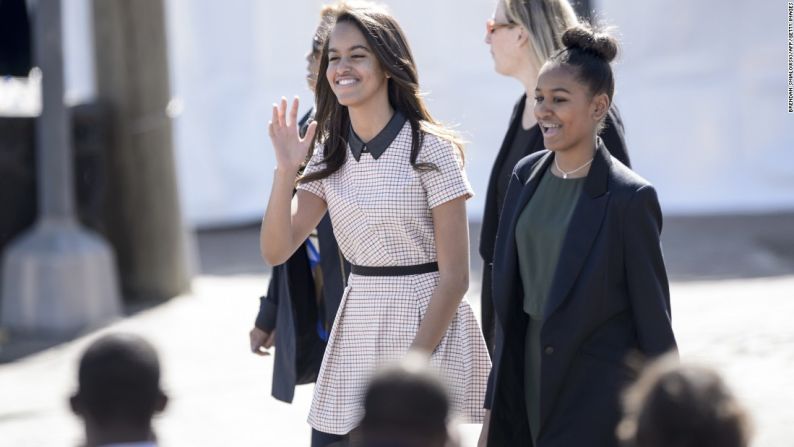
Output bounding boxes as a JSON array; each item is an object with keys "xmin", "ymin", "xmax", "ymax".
[{"xmin": 350, "ymin": 262, "xmax": 438, "ymax": 277}]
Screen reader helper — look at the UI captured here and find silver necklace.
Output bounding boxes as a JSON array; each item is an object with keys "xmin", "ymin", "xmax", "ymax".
[{"xmin": 554, "ymin": 156, "xmax": 593, "ymax": 179}]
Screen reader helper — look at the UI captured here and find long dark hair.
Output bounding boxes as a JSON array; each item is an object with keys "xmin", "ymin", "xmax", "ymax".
[{"xmin": 299, "ymin": 2, "xmax": 464, "ymax": 184}]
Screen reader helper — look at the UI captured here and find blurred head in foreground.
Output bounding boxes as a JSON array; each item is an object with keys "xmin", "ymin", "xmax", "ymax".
[
  {"xmin": 618, "ymin": 354, "xmax": 752, "ymax": 447},
  {"xmin": 70, "ymin": 332, "xmax": 167, "ymax": 447},
  {"xmin": 355, "ymin": 353, "xmax": 456, "ymax": 447}
]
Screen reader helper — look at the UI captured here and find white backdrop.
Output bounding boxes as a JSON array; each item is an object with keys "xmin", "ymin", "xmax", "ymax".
[
  {"xmin": 164, "ymin": 0, "xmax": 514, "ymax": 227},
  {"xmin": 62, "ymin": 0, "xmax": 793, "ymax": 228},
  {"xmin": 599, "ymin": 0, "xmax": 794, "ymax": 213}
]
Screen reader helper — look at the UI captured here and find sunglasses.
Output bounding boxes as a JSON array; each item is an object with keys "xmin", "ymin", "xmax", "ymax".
[{"xmin": 486, "ymin": 18, "xmax": 516, "ymax": 34}]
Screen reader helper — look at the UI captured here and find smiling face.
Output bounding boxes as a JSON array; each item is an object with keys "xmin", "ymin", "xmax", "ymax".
[
  {"xmin": 326, "ymin": 21, "xmax": 390, "ymax": 111},
  {"xmin": 534, "ymin": 64, "xmax": 608, "ymax": 153}
]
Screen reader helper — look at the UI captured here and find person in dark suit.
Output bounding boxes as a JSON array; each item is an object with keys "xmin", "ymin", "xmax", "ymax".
[
  {"xmin": 248, "ymin": 7, "xmax": 350, "ymax": 446},
  {"xmin": 478, "ymin": 25, "xmax": 676, "ymax": 447},
  {"xmin": 480, "ymin": 0, "xmax": 630, "ymax": 354}
]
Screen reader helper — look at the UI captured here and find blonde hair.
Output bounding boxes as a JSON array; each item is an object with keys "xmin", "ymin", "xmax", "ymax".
[{"xmin": 503, "ymin": 0, "xmax": 579, "ymax": 69}]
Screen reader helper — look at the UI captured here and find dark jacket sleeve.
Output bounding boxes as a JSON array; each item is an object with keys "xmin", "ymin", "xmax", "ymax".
[
  {"xmin": 483, "ymin": 316, "xmax": 502, "ymax": 409},
  {"xmin": 298, "ymin": 108, "xmax": 314, "ymax": 138},
  {"xmin": 254, "ymin": 267, "xmax": 281, "ymax": 332},
  {"xmin": 317, "ymin": 213, "xmax": 348, "ymax": 326},
  {"xmin": 483, "ymin": 153, "xmax": 544, "ymax": 410},
  {"xmin": 624, "ymin": 185, "xmax": 677, "ymax": 356},
  {"xmin": 601, "ymin": 106, "xmax": 630, "ymax": 168},
  {"xmin": 484, "ymin": 372, "xmax": 494, "ymax": 409},
  {"xmin": 479, "ymin": 95, "xmax": 525, "ymax": 262}
]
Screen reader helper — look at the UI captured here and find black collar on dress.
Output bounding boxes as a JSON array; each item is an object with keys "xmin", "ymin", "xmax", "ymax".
[{"xmin": 349, "ymin": 111, "xmax": 407, "ymax": 161}]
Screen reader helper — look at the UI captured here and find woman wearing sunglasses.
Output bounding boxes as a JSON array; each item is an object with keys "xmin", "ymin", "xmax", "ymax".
[{"xmin": 479, "ymin": 0, "xmax": 631, "ymax": 358}]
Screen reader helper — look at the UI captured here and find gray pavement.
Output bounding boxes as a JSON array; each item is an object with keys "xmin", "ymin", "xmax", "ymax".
[{"xmin": 1, "ymin": 214, "xmax": 793, "ymax": 446}]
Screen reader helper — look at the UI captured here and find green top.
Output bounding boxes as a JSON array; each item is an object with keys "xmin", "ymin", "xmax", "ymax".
[{"xmin": 515, "ymin": 166, "xmax": 584, "ymax": 439}]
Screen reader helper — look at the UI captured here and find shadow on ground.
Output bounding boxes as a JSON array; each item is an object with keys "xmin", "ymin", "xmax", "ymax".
[
  {"xmin": 0, "ymin": 297, "xmax": 179, "ymax": 363},
  {"xmin": 197, "ymin": 212, "xmax": 794, "ymax": 281},
  {"xmin": 197, "ymin": 223, "xmax": 270, "ymax": 276},
  {"xmin": 3, "ymin": 211, "xmax": 792, "ymax": 363},
  {"xmin": 660, "ymin": 213, "xmax": 794, "ymax": 280}
]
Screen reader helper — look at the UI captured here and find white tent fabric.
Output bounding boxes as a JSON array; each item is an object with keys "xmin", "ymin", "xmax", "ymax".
[
  {"xmin": 63, "ymin": 0, "xmax": 793, "ymax": 227},
  {"xmin": 164, "ymin": 0, "xmax": 511, "ymax": 227},
  {"xmin": 599, "ymin": 0, "xmax": 793, "ymax": 213}
]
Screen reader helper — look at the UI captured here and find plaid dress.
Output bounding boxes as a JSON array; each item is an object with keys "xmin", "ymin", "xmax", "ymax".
[{"xmin": 297, "ymin": 117, "xmax": 491, "ymax": 435}]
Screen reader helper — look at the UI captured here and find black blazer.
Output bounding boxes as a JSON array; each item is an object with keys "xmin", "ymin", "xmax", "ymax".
[
  {"xmin": 256, "ymin": 214, "xmax": 350, "ymax": 403},
  {"xmin": 479, "ymin": 95, "xmax": 629, "ymax": 265},
  {"xmin": 479, "ymin": 94, "xmax": 629, "ymax": 350},
  {"xmin": 256, "ymin": 107, "xmax": 351, "ymax": 403},
  {"xmin": 486, "ymin": 141, "xmax": 676, "ymax": 446}
]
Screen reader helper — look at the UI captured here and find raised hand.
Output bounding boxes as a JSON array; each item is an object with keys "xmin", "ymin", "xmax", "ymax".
[{"xmin": 268, "ymin": 96, "xmax": 318, "ymax": 173}]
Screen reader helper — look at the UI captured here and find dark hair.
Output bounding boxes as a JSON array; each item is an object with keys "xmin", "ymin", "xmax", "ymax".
[
  {"xmin": 299, "ymin": 1, "xmax": 464, "ymax": 184},
  {"xmin": 75, "ymin": 333, "xmax": 163, "ymax": 427},
  {"xmin": 311, "ymin": 4, "xmax": 338, "ymax": 55},
  {"xmin": 547, "ymin": 24, "xmax": 618, "ymax": 101},
  {"xmin": 358, "ymin": 361, "xmax": 449, "ymax": 446},
  {"xmin": 618, "ymin": 355, "xmax": 753, "ymax": 447}
]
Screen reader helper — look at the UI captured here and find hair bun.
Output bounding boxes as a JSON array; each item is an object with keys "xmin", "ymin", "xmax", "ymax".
[{"xmin": 561, "ymin": 25, "xmax": 618, "ymax": 63}]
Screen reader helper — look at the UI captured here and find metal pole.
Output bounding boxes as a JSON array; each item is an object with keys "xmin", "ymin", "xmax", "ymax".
[
  {"xmin": 1, "ymin": 0, "xmax": 121, "ymax": 335},
  {"xmin": 92, "ymin": 0, "xmax": 192, "ymax": 301},
  {"xmin": 37, "ymin": 0, "xmax": 74, "ymax": 221}
]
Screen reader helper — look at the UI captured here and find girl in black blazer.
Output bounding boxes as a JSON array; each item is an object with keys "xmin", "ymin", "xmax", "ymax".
[
  {"xmin": 480, "ymin": 0, "xmax": 630, "ymax": 354},
  {"xmin": 479, "ymin": 25, "xmax": 677, "ymax": 447}
]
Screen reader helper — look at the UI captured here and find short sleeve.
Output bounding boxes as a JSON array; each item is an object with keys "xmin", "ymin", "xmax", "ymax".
[
  {"xmin": 418, "ymin": 136, "xmax": 474, "ymax": 209},
  {"xmin": 296, "ymin": 145, "xmax": 326, "ymax": 201}
]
